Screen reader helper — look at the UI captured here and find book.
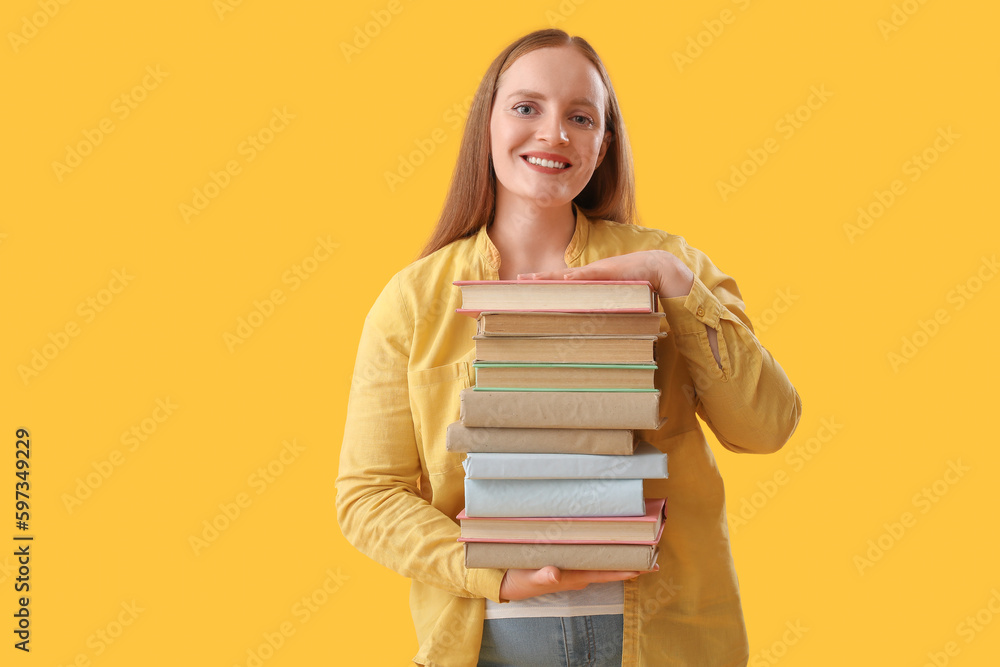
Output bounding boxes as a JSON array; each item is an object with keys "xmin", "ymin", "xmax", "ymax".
[
  {"xmin": 454, "ymin": 280, "xmax": 657, "ymax": 315},
  {"xmin": 463, "ymin": 540, "xmax": 660, "ymax": 571},
  {"xmin": 445, "ymin": 422, "xmax": 638, "ymax": 455},
  {"xmin": 473, "ymin": 335, "xmax": 659, "ymax": 364},
  {"xmin": 477, "ymin": 311, "xmax": 667, "ymax": 337},
  {"xmin": 460, "ymin": 389, "xmax": 663, "ymax": 430},
  {"xmin": 462, "ymin": 441, "xmax": 667, "ymax": 480},
  {"xmin": 473, "ymin": 362, "xmax": 657, "ymax": 391},
  {"xmin": 463, "ymin": 477, "xmax": 646, "ymax": 517},
  {"xmin": 457, "ymin": 498, "xmax": 667, "ymax": 542}
]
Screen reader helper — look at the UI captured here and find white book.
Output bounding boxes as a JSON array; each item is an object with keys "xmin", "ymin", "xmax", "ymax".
[
  {"xmin": 463, "ymin": 478, "xmax": 646, "ymax": 518},
  {"xmin": 462, "ymin": 441, "xmax": 667, "ymax": 479}
]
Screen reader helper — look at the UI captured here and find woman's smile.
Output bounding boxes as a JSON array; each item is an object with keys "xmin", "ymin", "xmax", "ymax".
[{"xmin": 520, "ymin": 152, "xmax": 573, "ymax": 172}]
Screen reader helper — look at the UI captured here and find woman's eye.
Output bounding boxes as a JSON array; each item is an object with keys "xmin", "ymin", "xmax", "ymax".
[
  {"xmin": 573, "ymin": 115, "xmax": 595, "ymax": 126},
  {"xmin": 514, "ymin": 104, "xmax": 534, "ymax": 115}
]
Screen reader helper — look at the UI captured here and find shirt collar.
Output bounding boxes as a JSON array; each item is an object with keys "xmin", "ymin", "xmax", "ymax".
[{"xmin": 476, "ymin": 205, "xmax": 591, "ymax": 277}]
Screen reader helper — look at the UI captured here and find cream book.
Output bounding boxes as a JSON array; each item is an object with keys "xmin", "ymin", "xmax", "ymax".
[
  {"xmin": 473, "ymin": 362, "xmax": 657, "ymax": 390},
  {"xmin": 454, "ymin": 279, "xmax": 657, "ymax": 315},
  {"xmin": 473, "ymin": 334, "xmax": 659, "ymax": 364},
  {"xmin": 476, "ymin": 311, "xmax": 666, "ymax": 336},
  {"xmin": 445, "ymin": 422, "xmax": 639, "ymax": 455},
  {"xmin": 457, "ymin": 499, "xmax": 666, "ymax": 542},
  {"xmin": 463, "ymin": 541, "xmax": 660, "ymax": 571},
  {"xmin": 459, "ymin": 389, "xmax": 662, "ymax": 430}
]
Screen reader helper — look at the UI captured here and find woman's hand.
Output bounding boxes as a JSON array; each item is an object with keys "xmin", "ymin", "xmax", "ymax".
[
  {"xmin": 519, "ymin": 250, "xmax": 694, "ymax": 298},
  {"xmin": 521, "ymin": 249, "xmax": 723, "ymax": 366},
  {"xmin": 499, "ymin": 566, "xmax": 648, "ymax": 602}
]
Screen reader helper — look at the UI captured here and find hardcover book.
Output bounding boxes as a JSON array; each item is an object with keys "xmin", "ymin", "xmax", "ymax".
[
  {"xmin": 473, "ymin": 335, "xmax": 659, "ymax": 364},
  {"xmin": 473, "ymin": 362, "xmax": 657, "ymax": 391},
  {"xmin": 462, "ymin": 441, "xmax": 667, "ymax": 480},
  {"xmin": 463, "ymin": 541, "xmax": 660, "ymax": 571},
  {"xmin": 463, "ymin": 477, "xmax": 646, "ymax": 517},
  {"xmin": 457, "ymin": 498, "xmax": 667, "ymax": 542},
  {"xmin": 454, "ymin": 279, "xmax": 657, "ymax": 315},
  {"xmin": 476, "ymin": 311, "xmax": 666, "ymax": 337},
  {"xmin": 459, "ymin": 389, "xmax": 663, "ymax": 430},
  {"xmin": 445, "ymin": 422, "xmax": 639, "ymax": 455}
]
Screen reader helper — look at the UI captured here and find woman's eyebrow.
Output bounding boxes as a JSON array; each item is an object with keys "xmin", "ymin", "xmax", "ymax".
[{"xmin": 505, "ymin": 89, "xmax": 600, "ymax": 110}]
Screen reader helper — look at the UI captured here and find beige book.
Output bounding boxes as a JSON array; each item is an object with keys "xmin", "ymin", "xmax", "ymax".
[
  {"xmin": 460, "ymin": 389, "xmax": 662, "ymax": 430},
  {"xmin": 473, "ymin": 363, "xmax": 656, "ymax": 390},
  {"xmin": 477, "ymin": 311, "xmax": 666, "ymax": 336},
  {"xmin": 457, "ymin": 499, "xmax": 666, "ymax": 542},
  {"xmin": 474, "ymin": 335, "xmax": 658, "ymax": 364},
  {"xmin": 445, "ymin": 422, "xmax": 637, "ymax": 455},
  {"xmin": 454, "ymin": 280, "xmax": 657, "ymax": 313},
  {"xmin": 464, "ymin": 541, "xmax": 659, "ymax": 571}
]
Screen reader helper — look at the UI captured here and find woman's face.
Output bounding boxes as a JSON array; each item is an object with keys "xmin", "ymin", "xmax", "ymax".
[{"xmin": 489, "ymin": 46, "xmax": 611, "ymax": 213}]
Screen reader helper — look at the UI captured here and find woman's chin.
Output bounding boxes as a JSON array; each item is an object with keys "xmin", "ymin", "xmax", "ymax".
[{"xmin": 505, "ymin": 187, "xmax": 578, "ymax": 212}]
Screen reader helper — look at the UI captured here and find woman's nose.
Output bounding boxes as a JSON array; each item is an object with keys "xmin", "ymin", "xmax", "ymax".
[{"xmin": 536, "ymin": 114, "xmax": 569, "ymax": 144}]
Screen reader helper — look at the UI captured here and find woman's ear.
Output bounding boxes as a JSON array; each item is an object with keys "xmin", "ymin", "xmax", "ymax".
[{"xmin": 595, "ymin": 129, "xmax": 612, "ymax": 168}]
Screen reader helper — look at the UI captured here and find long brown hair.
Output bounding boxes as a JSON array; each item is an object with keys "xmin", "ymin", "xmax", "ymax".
[{"xmin": 419, "ymin": 29, "xmax": 637, "ymax": 259}]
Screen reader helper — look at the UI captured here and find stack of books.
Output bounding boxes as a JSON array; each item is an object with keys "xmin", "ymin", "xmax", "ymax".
[{"xmin": 448, "ymin": 279, "xmax": 670, "ymax": 571}]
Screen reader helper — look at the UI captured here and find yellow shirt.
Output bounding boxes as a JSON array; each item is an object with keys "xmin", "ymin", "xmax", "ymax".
[{"xmin": 336, "ymin": 208, "xmax": 803, "ymax": 666}]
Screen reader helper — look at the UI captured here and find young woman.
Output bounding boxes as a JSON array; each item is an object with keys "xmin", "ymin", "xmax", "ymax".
[{"xmin": 337, "ymin": 29, "xmax": 802, "ymax": 667}]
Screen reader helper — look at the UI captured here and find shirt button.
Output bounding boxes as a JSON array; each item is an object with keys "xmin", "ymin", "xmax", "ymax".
[{"xmin": 696, "ymin": 306, "xmax": 705, "ymax": 317}]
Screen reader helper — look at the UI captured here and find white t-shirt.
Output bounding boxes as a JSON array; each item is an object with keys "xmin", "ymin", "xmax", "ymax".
[{"xmin": 484, "ymin": 580, "xmax": 624, "ymax": 619}]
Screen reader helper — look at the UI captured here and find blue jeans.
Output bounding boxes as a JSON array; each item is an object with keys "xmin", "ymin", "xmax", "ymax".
[{"xmin": 477, "ymin": 614, "xmax": 623, "ymax": 666}]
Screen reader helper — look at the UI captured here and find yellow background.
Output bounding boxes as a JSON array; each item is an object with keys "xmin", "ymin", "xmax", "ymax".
[{"xmin": 4, "ymin": 0, "xmax": 999, "ymax": 664}]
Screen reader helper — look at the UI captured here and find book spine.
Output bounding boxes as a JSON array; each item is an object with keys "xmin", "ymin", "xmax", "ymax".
[
  {"xmin": 460, "ymin": 389, "xmax": 661, "ymax": 429},
  {"xmin": 463, "ymin": 478, "xmax": 645, "ymax": 517},
  {"xmin": 446, "ymin": 422, "xmax": 635, "ymax": 455},
  {"xmin": 464, "ymin": 542, "xmax": 658, "ymax": 570}
]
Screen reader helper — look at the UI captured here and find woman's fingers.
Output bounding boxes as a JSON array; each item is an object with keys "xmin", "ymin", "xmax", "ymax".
[
  {"xmin": 518, "ymin": 253, "xmax": 661, "ymax": 285},
  {"xmin": 518, "ymin": 257, "xmax": 629, "ymax": 281},
  {"xmin": 517, "ymin": 251, "xmax": 695, "ymax": 297},
  {"xmin": 561, "ymin": 569, "xmax": 643, "ymax": 587},
  {"xmin": 516, "ymin": 270, "xmax": 565, "ymax": 280},
  {"xmin": 501, "ymin": 566, "xmax": 651, "ymax": 601}
]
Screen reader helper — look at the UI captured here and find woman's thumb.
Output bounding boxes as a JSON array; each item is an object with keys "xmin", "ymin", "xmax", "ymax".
[{"xmin": 539, "ymin": 566, "xmax": 561, "ymax": 585}]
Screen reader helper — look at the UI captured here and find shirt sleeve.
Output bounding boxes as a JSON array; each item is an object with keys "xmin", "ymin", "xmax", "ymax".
[
  {"xmin": 335, "ymin": 274, "xmax": 506, "ymax": 601},
  {"xmin": 659, "ymin": 238, "xmax": 803, "ymax": 454}
]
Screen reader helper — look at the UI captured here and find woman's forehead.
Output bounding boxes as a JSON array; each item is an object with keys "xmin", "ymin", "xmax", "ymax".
[{"xmin": 496, "ymin": 46, "xmax": 606, "ymax": 107}]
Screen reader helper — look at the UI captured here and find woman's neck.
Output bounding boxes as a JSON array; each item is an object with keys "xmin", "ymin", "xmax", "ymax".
[{"xmin": 489, "ymin": 196, "xmax": 576, "ymax": 279}]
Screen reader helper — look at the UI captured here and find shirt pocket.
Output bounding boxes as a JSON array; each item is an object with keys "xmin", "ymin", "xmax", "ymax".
[{"xmin": 407, "ymin": 357, "xmax": 473, "ymax": 476}]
